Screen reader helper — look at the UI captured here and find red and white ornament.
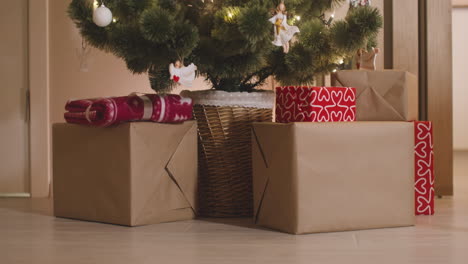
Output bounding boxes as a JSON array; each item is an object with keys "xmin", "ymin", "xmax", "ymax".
[
  {"xmin": 350, "ymin": 0, "xmax": 371, "ymax": 8},
  {"xmin": 169, "ymin": 60, "xmax": 197, "ymax": 87}
]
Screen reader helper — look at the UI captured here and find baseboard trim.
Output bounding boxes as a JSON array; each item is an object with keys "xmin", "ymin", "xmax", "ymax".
[{"xmin": 0, "ymin": 193, "xmax": 31, "ymax": 198}]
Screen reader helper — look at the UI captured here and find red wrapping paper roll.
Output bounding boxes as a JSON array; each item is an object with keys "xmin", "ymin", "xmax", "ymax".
[{"xmin": 64, "ymin": 94, "xmax": 193, "ymax": 127}]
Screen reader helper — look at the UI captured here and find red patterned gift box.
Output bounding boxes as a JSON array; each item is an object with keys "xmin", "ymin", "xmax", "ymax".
[
  {"xmin": 276, "ymin": 87, "xmax": 356, "ymax": 123},
  {"xmin": 414, "ymin": 121, "xmax": 435, "ymax": 215}
]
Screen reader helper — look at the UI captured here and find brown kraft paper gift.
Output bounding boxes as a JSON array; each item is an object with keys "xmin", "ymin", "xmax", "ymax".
[
  {"xmin": 252, "ymin": 122, "xmax": 415, "ymax": 234},
  {"xmin": 331, "ymin": 70, "xmax": 418, "ymax": 121},
  {"xmin": 53, "ymin": 121, "xmax": 198, "ymax": 226}
]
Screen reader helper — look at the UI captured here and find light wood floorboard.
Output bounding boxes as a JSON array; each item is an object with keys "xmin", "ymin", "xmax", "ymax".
[{"xmin": 1, "ymin": 152, "xmax": 468, "ymax": 264}]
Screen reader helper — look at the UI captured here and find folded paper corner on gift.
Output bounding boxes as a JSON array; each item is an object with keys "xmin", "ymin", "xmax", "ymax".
[
  {"xmin": 252, "ymin": 122, "xmax": 296, "ymax": 224},
  {"xmin": 165, "ymin": 121, "xmax": 198, "ymax": 213},
  {"xmin": 364, "ymin": 86, "xmax": 406, "ymax": 120},
  {"xmin": 252, "ymin": 125, "xmax": 270, "ymax": 222},
  {"xmin": 130, "ymin": 121, "xmax": 198, "ymax": 225}
]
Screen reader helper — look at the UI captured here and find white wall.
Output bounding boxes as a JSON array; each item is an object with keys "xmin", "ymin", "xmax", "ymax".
[{"xmin": 452, "ymin": 8, "xmax": 468, "ymax": 150}]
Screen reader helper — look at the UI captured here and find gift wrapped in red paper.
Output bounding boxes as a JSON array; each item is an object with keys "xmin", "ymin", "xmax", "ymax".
[
  {"xmin": 64, "ymin": 94, "xmax": 193, "ymax": 127},
  {"xmin": 414, "ymin": 121, "xmax": 435, "ymax": 215},
  {"xmin": 275, "ymin": 86, "xmax": 356, "ymax": 123}
]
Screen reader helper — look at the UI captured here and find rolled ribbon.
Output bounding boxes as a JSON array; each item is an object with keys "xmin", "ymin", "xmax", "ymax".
[
  {"xmin": 157, "ymin": 95, "xmax": 166, "ymax": 123},
  {"xmin": 138, "ymin": 94, "xmax": 154, "ymax": 121}
]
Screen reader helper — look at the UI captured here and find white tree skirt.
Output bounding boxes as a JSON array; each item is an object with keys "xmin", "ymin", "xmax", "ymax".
[{"xmin": 180, "ymin": 90, "xmax": 275, "ymax": 109}]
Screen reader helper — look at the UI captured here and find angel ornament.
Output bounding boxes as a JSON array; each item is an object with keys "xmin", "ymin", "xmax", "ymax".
[
  {"xmin": 76, "ymin": 38, "xmax": 92, "ymax": 72},
  {"xmin": 358, "ymin": 47, "xmax": 380, "ymax": 71},
  {"xmin": 350, "ymin": 0, "xmax": 371, "ymax": 8},
  {"xmin": 269, "ymin": 1, "xmax": 300, "ymax": 53},
  {"xmin": 169, "ymin": 60, "xmax": 197, "ymax": 87}
]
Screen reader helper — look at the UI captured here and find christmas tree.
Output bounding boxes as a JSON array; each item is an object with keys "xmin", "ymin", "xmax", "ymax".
[{"xmin": 69, "ymin": 0, "xmax": 382, "ymax": 92}]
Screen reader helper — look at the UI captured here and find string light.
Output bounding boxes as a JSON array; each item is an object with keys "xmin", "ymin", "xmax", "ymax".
[
  {"xmin": 224, "ymin": 7, "xmax": 240, "ymax": 21},
  {"xmin": 295, "ymin": 15, "xmax": 301, "ymax": 21},
  {"xmin": 318, "ymin": 12, "xmax": 335, "ymax": 26}
]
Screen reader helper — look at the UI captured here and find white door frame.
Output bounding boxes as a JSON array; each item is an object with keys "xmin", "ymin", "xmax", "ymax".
[
  {"xmin": 29, "ymin": 0, "xmax": 50, "ymax": 198},
  {"xmin": 0, "ymin": 0, "xmax": 33, "ymax": 198}
]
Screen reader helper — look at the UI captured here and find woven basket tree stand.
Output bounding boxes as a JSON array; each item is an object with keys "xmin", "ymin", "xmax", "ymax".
[{"xmin": 182, "ymin": 90, "xmax": 274, "ymax": 217}]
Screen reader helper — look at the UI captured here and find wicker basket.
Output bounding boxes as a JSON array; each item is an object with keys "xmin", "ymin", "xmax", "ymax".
[{"xmin": 182, "ymin": 90, "xmax": 274, "ymax": 217}]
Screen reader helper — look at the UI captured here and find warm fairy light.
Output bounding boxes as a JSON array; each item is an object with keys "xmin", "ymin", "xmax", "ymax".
[
  {"xmin": 112, "ymin": 18, "xmax": 117, "ymax": 23},
  {"xmin": 333, "ymin": 69, "xmax": 337, "ymax": 72},
  {"xmin": 331, "ymin": 13, "xmax": 335, "ymax": 18},
  {"xmin": 338, "ymin": 59, "xmax": 344, "ymax": 64},
  {"xmin": 93, "ymin": 0, "xmax": 99, "ymax": 9},
  {"xmin": 295, "ymin": 15, "xmax": 301, "ymax": 21},
  {"xmin": 224, "ymin": 7, "xmax": 239, "ymax": 21}
]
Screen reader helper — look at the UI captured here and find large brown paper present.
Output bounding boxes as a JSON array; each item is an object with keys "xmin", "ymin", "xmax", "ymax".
[
  {"xmin": 53, "ymin": 121, "xmax": 198, "ymax": 226},
  {"xmin": 331, "ymin": 70, "xmax": 418, "ymax": 121},
  {"xmin": 252, "ymin": 122, "xmax": 415, "ymax": 234}
]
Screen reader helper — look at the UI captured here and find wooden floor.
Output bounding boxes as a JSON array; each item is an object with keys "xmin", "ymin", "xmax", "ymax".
[{"xmin": 1, "ymin": 152, "xmax": 468, "ymax": 264}]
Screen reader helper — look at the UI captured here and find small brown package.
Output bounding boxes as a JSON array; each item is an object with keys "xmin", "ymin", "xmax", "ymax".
[
  {"xmin": 252, "ymin": 122, "xmax": 415, "ymax": 234},
  {"xmin": 53, "ymin": 121, "xmax": 198, "ymax": 226},
  {"xmin": 331, "ymin": 70, "xmax": 418, "ymax": 121}
]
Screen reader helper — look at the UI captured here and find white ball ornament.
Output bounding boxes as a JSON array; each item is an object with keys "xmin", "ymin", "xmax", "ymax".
[{"xmin": 93, "ymin": 4, "xmax": 113, "ymax": 27}]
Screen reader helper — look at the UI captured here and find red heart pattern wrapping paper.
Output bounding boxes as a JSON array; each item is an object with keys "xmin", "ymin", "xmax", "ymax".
[
  {"xmin": 275, "ymin": 86, "xmax": 356, "ymax": 123},
  {"xmin": 414, "ymin": 121, "xmax": 435, "ymax": 215}
]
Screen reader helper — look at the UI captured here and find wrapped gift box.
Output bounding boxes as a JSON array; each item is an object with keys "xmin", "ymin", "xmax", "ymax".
[
  {"xmin": 252, "ymin": 122, "xmax": 415, "ymax": 234},
  {"xmin": 414, "ymin": 121, "xmax": 435, "ymax": 215},
  {"xmin": 331, "ymin": 70, "xmax": 418, "ymax": 121},
  {"xmin": 53, "ymin": 121, "xmax": 198, "ymax": 226},
  {"xmin": 275, "ymin": 86, "xmax": 356, "ymax": 123}
]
